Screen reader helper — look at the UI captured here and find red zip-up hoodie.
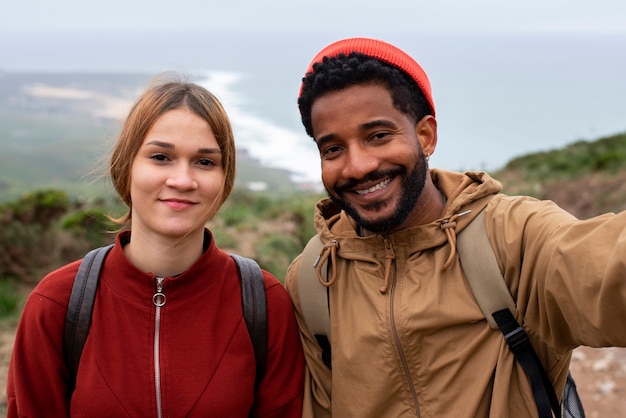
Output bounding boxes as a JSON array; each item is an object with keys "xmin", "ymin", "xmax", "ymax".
[{"xmin": 7, "ymin": 230, "xmax": 304, "ymax": 417}]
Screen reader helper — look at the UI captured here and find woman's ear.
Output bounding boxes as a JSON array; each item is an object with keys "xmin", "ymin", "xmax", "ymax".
[{"xmin": 416, "ymin": 115, "xmax": 437, "ymax": 157}]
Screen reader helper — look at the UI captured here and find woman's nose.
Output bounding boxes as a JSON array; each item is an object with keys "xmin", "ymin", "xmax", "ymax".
[{"xmin": 165, "ymin": 164, "xmax": 198, "ymax": 190}]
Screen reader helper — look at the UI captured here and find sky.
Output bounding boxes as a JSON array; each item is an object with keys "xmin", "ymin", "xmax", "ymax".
[
  {"xmin": 1, "ymin": 0, "xmax": 626, "ymax": 183},
  {"xmin": 2, "ymin": 0, "xmax": 626, "ymax": 34}
]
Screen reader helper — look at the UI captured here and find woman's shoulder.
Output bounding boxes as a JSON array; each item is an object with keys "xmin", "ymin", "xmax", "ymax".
[
  {"xmin": 28, "ymin": 258, "xmax": 83, "ymax": 308},
  {"xmin": 260, "ymin": 270, "xmax": 293, "ymax": 308}
]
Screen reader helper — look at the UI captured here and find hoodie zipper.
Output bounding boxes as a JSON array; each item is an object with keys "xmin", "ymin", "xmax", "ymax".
[
  {"xmin": 385, "ymin": 238, "xmax": 421, "ymax": 417},
  {"xmin": 152, "ymin": 276, "xmax": 166, "ymax": 418}
]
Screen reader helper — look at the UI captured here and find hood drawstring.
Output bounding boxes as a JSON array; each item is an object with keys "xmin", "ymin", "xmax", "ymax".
[
  {"xmin": 379, "ymin": 239, "xmax": 396, "ymax": 294},
  {"xmin": 314, "ymin": 209, "xmax": 471, "ymax": 290},
  {"xmin": 440, "ymin": 210, "xmax": 472, "ymax": 270},
  {"xmin": 314, "ymin": 240, "xmax": 338, "ymax": 287}
]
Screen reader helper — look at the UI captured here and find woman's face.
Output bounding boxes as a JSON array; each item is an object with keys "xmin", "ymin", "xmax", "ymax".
[{"xmin": 129, "ymin": 107, "xmax": 225, "ymax": 241}]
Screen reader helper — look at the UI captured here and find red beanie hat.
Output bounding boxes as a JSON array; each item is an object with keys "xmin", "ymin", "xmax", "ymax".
[{"xmin": 299, "ymin": 37, "xmax": 435, "ymax": 116}]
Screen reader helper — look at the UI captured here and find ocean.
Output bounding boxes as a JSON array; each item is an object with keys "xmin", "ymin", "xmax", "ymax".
[{"xmin": 2, "ymin": 30, "xmax": 625, "ymax": 182}]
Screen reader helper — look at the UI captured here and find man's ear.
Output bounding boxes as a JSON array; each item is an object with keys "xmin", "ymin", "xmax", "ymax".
[{"xmin": 416, "ymin": 115, "xmax": 437, "ymax": 157}]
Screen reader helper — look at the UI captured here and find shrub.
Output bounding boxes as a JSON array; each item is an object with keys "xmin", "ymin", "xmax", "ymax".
[
  {"xmin": 6, "ymin": 189, "xmax": 69, "ymax": 228},
  {"xmin": 255, "ymin": 233, "xmax": 302, "ymax": 280},
  {"xmin": 0, "ymin": 277, "xmax": 23, "ymax": 319},
  {"xmin": 0, "ymin": 190, "xmax": 71, "ymax": 281},
  {"xmin": 61, "ymin": 208, "xmax": 117, "ymax": 248}
]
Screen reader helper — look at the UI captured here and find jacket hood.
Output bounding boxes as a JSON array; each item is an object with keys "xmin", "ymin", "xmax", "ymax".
[
  {"xmin": 311, "ymin": 169, "xmax": 503, "ymax": 289},
  {"xmin": 315, "ymin": 169, "xmax": 502, "ymax": 238}
]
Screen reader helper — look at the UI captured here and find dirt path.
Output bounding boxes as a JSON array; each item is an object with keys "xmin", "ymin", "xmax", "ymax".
[
  {"xmin": 569, "ymin": 346, "xmax": 626, "ymax": 417},
  {"xmin": 1, "ymin": 326, "xmax": 15, "ymax": 416},
  {"xmin": 1, "ymin": 323, "xmax": 625, "ymax": 415}
]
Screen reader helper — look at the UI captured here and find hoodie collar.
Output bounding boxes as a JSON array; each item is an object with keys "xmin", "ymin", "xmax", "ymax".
[{"xmin": 311, "ymin": 169, "xmax": 503, "ymax": 291}]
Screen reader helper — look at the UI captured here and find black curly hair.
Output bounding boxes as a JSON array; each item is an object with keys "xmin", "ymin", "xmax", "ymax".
[{"xmin": 298, "ymin": 52, "xmax": 433, "ymax": 138}]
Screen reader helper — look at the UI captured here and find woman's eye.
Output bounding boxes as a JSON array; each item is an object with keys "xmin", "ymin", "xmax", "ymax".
[
  {"xmin": 150, "ymin": 153, "xmax": 169, "ymax": 162},
  {"xmin": 197, "ymin": 158, "xmax": 216, "ymax": 167}
]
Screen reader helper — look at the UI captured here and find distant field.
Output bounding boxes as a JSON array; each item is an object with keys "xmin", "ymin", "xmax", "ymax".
[
  {"xmin": 0, "ymin": 72, "xmax": 306, "ymax": 201},
  {"xmin": 0, "ymin": 114, "xmax": 301, "ymax": 201},
  {"xmin": 0, "ymin": 113, "xmax": 114, "ymax": 200}
]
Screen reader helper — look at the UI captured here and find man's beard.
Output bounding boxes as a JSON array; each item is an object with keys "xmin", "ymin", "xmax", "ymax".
[{"xmin": 327, "ymin": 157, "xmax": 428, "ymax": 235}]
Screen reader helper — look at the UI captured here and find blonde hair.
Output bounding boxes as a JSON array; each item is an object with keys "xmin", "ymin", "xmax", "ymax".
[{"xmin": 110, "ymin": 73, "xmax": 236, "ymax": 228}]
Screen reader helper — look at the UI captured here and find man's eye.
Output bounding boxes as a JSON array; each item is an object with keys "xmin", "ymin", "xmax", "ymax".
[
  {"xmin": 371, "ymin": 132, "xmax": 390, "ymax": 141},
  {"xmin": 321, "ymin": 145, "xmax": 342, "ymax": 158}
]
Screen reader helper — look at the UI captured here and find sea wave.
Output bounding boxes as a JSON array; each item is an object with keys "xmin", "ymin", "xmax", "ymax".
[{"xmin": 198, "ymin": 70, "xmax": 321, "ymax": 184}]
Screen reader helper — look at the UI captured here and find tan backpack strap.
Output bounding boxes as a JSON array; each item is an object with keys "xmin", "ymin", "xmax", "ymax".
[
  {"xmin": 457, "ymin": 208, "xmax": 516, "ymax": 329},
  {"xmin": 298, "ymin": 234, "xmax": 331, "ymax": 339}
]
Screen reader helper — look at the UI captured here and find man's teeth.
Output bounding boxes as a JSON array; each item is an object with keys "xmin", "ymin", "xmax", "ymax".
[{"xmin": 355, "ymin": 178, "xmax": 391, "ymax": 195}]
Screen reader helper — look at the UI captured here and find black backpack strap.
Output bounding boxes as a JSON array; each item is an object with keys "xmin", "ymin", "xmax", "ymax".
[
  {"xmin": 63, "ymin": 244, "xmax": 113, "ymax": 392},
  {"xmin": 231, "ymin": 254, "xmax": 267, "ymax": 387},
  {"xmin": 492, "ymin": 308, "xmax": 560, "ymax": 418}
]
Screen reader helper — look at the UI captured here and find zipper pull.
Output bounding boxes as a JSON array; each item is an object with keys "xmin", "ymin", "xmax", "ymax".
[
  {"xmin": 153, "ymin": 277, "xmax": 166, "ymax": 307},
  {"xmin": 379, "ymin": 238, "xmax": 396, "ymax": 294}
]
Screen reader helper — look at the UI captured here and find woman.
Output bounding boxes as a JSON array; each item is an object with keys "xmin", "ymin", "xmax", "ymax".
[{"xmin": 6, "ymin": 75, "xmax": 305, "ymax": 417}]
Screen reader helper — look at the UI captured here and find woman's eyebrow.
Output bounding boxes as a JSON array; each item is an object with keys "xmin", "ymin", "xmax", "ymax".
[
  {"xmin": 198, "ymin": 147, "xmax": 222, "ymax": 154},
  {"xmin": 145, "ymin": 140, "xmax": 173, "ymax": 149},
  {"xmin": 144, "ymin": 141, "xmax": 220, "ymax": 155}
]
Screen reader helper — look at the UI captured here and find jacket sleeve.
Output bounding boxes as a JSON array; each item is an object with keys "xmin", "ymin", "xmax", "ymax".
[
  {"xmin": 251, "ymin": 272, "xmax": 305, "ymax": 418},
  {"xmin": 6, "ymin": 271, "xmax": 74, "ymax": 417},
  {"xmin": 284, "ymin": 256, "xmax": 332, "ymax": 418},
  {"xmin": 488, "ymin": 196, "xmax": 626, "ymax": 350}
]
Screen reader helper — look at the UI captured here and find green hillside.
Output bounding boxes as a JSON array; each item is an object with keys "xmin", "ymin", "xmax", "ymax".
[
  {"xmin": 493, "ymin": 131, "xmax": 626, "ymax": 219},
  {"xmin": 496, "ymin": 131, "xmax": 626, "ymax": 182}
]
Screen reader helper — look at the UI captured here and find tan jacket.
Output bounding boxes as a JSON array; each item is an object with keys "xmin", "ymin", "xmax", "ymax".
[{"xmin": 285, "ymin": 169, "xmax": 626, "ymax": 418}]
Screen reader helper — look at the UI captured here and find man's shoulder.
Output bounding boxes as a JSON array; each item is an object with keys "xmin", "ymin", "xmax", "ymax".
[{"xmin": 284, "ymin": 252, "xmax": 304, "ymax": 296}]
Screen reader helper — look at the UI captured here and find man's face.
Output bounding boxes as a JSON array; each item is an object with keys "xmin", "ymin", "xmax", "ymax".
[{"xmin": 310, "ymin": 83, "xmax": 429, "ymax": 235}]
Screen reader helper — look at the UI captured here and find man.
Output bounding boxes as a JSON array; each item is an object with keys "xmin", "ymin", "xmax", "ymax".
[{"xmin": 284, "ymin": 37, "xmax": 626, "ymax": 417}]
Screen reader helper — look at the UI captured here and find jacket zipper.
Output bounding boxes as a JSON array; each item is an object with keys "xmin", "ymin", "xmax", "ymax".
[
  {"xmin": 152, "ymin": 276, "xmax": 166, "ymax": 418},
  {"xmin": 386, "ymin": 239, "xmax": 421, "ymax": 417}
]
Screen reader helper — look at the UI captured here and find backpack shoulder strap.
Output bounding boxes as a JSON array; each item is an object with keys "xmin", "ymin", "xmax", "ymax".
[
  {"xmin": 457, "ymin": 208, "xmax": 560, "ymax": 418},
  {"xmin": 456, "ymin": 209, "xmax": 516, "ymax": 329},
  {"xmin": 297, "ymin": 234, "xmax": 330, "ymax": 338},
  {"xmin": 231, "ymin": 254, "xmax": 267, "ymax": 387},
  {"xmin": 297, "ymin": 234, "xmax": 333, "ymax": 368},
  {"xmin": 63, "ymin": 244, "xmax": 114, "ymax": 391}
]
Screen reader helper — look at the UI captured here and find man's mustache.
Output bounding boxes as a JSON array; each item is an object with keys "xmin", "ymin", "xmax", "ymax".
[{"xmin": 334, "ymin": 168, "xmax": 405, "ymax": 194}]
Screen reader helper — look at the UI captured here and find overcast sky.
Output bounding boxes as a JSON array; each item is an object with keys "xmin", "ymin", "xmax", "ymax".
[
  {"xmin": 2, "ymin": 0, "xmax": 625, "ymax": 179},
  {"xmin": 2, "ymin": 0, "xmax": 626, "ymax": 34}
]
